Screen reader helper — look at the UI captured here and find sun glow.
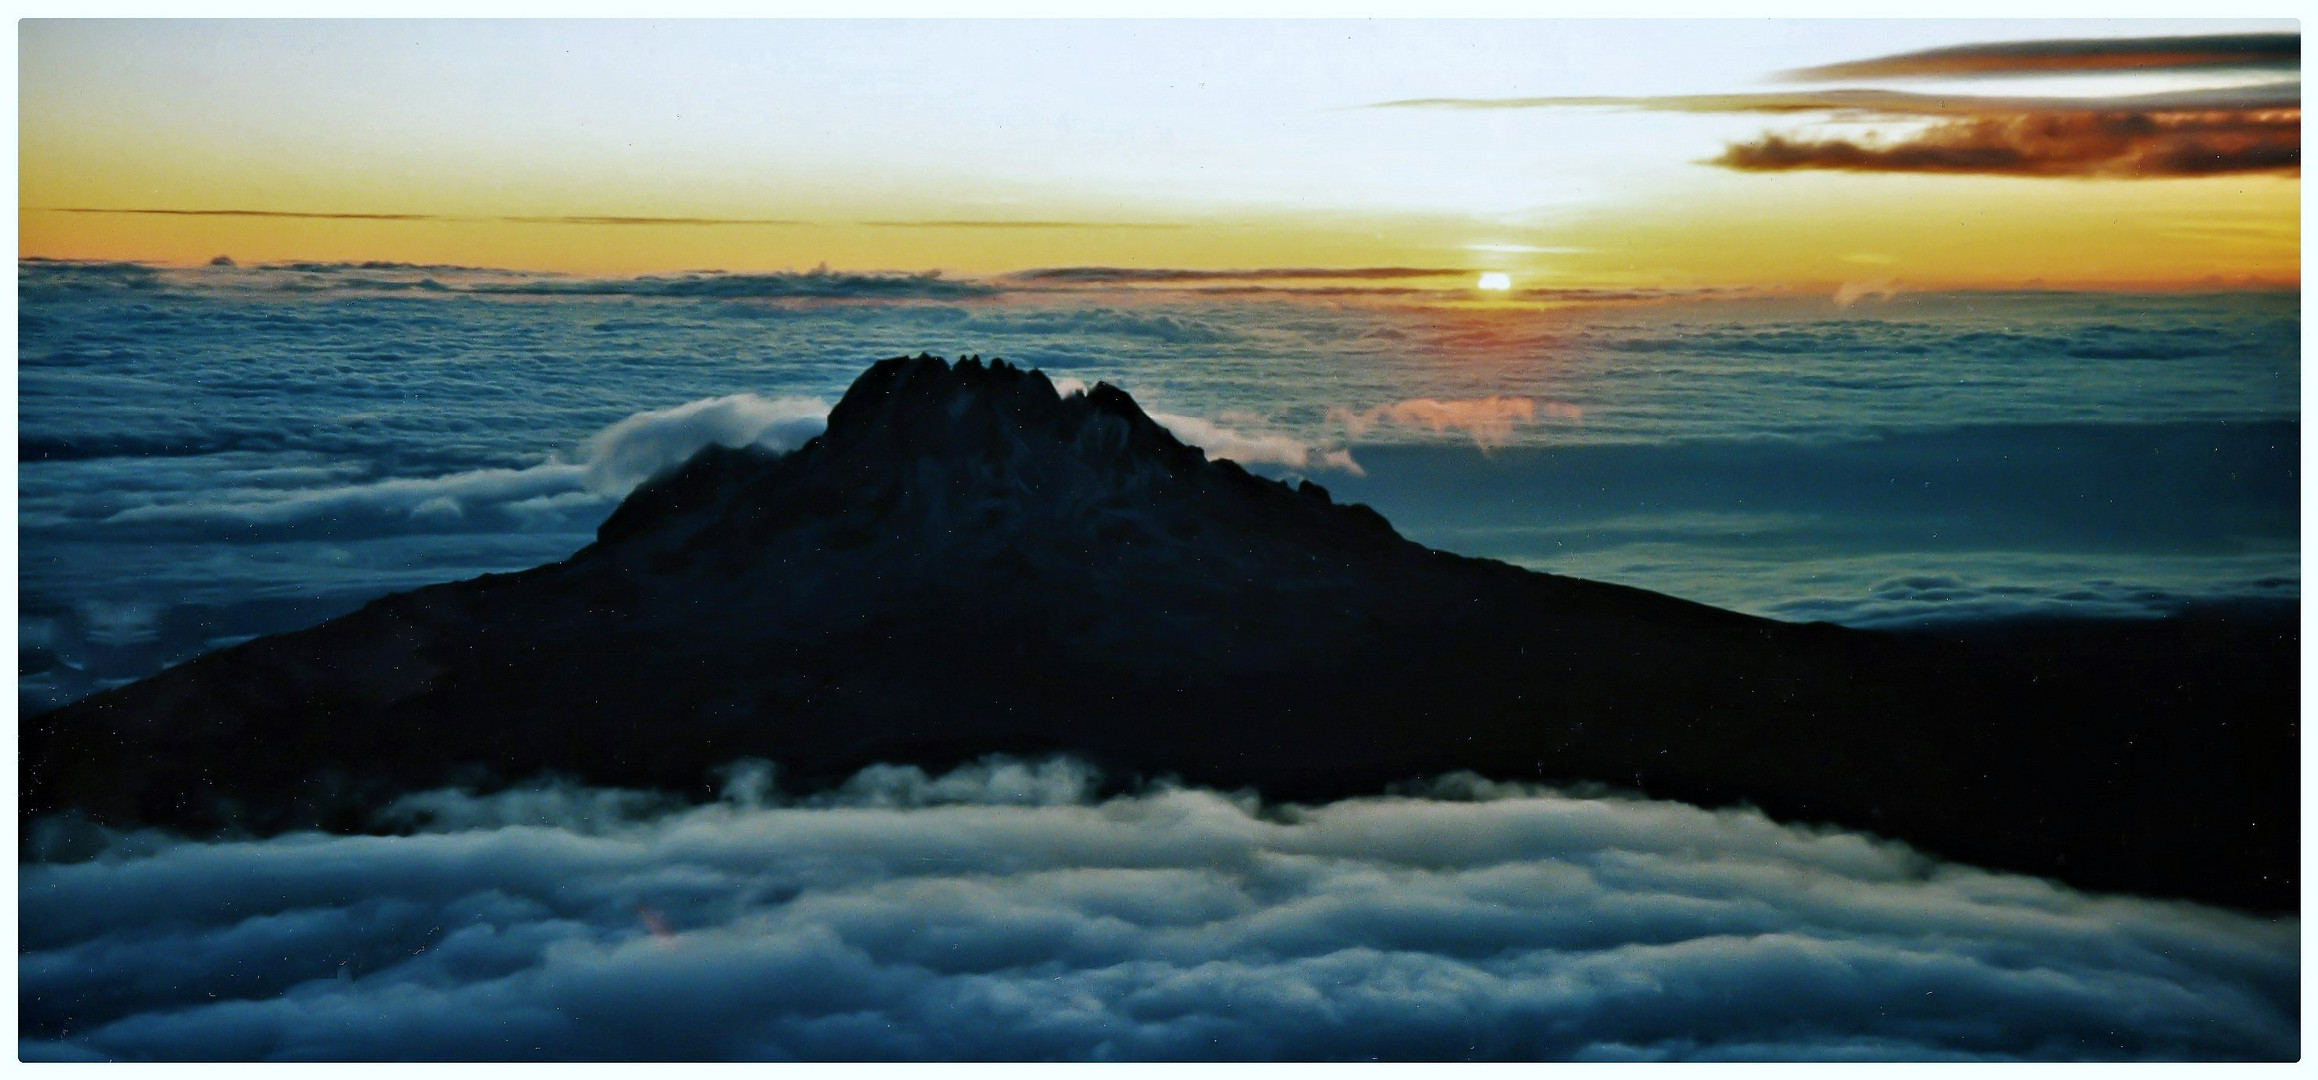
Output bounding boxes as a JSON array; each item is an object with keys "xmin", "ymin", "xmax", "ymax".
[{"xmin": 1476, "ymin": 272, "xmax": 1512, "ymax": 291}]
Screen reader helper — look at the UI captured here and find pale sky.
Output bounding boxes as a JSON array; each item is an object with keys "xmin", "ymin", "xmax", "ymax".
[{"xmin": 18, "ymin": 19, "xmax": 2301, "ymax": 287}]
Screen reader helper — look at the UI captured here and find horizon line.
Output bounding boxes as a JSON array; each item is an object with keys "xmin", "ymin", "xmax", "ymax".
[{"xmin": 15, "ymin": 255, "xmax": 2299, "ymax": 299}]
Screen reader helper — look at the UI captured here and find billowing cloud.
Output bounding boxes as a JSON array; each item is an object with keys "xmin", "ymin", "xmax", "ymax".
[
  {"xmin": 1331, "ymin": 396, "xmax": 1567, "ymax": 450},
  {"xmin": 577, "ymin": 395, "xmax": 829, "ymax": 495},
  {"xmin": 1149, "ymin": 412, "xmax": 1364, "ymax": 475},
  {"xmin": 90, "ymin": 394, "xmax": 828, "ymax": 541},
  {"xmin": 1779, "ymin": 32, "xmax": 2300, "ymax": 81},
  {"xmin": 19, "ymin": 758, "xmax": 2298, "ymax": 1061}
]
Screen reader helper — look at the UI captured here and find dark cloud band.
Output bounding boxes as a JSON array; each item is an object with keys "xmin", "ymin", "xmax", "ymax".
[
  {"xmin": 1781, "ymin": 32, "xmax": 2300, "ymax": 81},
  {"xmin": 1716, "ymin": 108, "xmax": 2299, "ymax": 179},
  {"xmin": 1367, "ymin": 83, "xmax": 2302, "ymax": 117},
  {"xmin": 1369, "ymin": 83, "xmax": 2300, "ymax": 180}
]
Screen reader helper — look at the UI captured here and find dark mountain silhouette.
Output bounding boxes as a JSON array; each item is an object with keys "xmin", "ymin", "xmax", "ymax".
[{"xmin": 22, "ymin": 355, "xmax": 2297, "ymax": 910}]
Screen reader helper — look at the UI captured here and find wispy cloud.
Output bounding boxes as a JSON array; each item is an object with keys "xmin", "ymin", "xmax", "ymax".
[
  {"xmin": 1833, "ymin": 278, "xmax": 1903, "ymax": 308},
  {"xmin": 1367, "ymin": 83, "xmax": 2302, "ymax": 117},
  {"xmin": 1371, "ymin": 83, "xmax": 2300, "ymax": 180},
  {"xmin": 467, "ymin": 267, "xmax": 993, "ymax": 300},
  {"xmin": 1330, "ymin": 396, "xmax": 1567, "ymax": 450},
  {"xmin": 47, "ymin": 207, "xmax": 446, "ymax": 222},
  {"xmin": 1463, "ymin": 242, "xmax": 1588, "ymax": 255},
  {"xmin": 503, "ymin": 215, "xmax": 808, "ymax": 226},
  {"xmin": 857, "ymin": 220, "xmax": 1190, "ymax": 229},
  {"xmin": 43, "ymin": 208, "xmax": 1211, "ymax": 231},
  {"xmin": 1779, "ymin": 31, "xmax": 2300, "ymax": 81},
  {"xmin": 1148, "ymin": 411, "xmax": 1363, "ymax": 475},
  {"xmin": 41, "ymin": 208, "xmax": 810, "ymax": 226},
  {"xmin": 1013, "ymin": 266, "xmax": 1468, "ymax": 284}
]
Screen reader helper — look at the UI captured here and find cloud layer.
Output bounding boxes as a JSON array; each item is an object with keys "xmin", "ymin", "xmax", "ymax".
[{"xmin": 20, "ymin": 758, "xmax": 2298, "ymax": 1061}]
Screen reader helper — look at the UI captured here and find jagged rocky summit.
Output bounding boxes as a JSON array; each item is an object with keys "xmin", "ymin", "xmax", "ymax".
[{"xmin": 24, "ymin": 355, "xmax": 2298, "ymax": 910}]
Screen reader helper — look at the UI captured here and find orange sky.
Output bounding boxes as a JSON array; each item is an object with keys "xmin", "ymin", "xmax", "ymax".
[{"xmin": 19, "ymin": 20, "xmax": 2299, "ymax": 291}]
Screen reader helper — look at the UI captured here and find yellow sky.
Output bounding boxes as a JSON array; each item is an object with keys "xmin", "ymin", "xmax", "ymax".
[{"xmin": 18, "ymin": 20, "xmax": 2300, "ymax": 290}]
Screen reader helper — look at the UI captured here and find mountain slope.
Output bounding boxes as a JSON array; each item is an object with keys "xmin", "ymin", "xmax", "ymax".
[{"xmin": 23, "ymin": 355, "xmax": 2297, "ymax": 910}]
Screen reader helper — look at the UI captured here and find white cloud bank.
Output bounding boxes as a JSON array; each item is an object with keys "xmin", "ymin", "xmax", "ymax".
[
  {"xmin": 90, "ymin": 394, "xmax": 830, "ymax": 541},
  {"xmin": 20, "ymin": 759, "xmax": 2297, "ymax": 1061},
  {"xmin": 77, "ymin": 391, "xmax": 1372, "ymax": 539},
  {"xmin": 577, "ymin": 394, "xmax": 830, "ymax": 495}
]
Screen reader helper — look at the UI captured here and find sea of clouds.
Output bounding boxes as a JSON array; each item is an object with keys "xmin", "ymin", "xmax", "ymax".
[
  {"xmin": 20, "ymin": 757, "xmax": 2298, "ymax": 1061},
  {"xmin": 19, "ymin": 260, "xmax": 2301, "ymax": 705}
]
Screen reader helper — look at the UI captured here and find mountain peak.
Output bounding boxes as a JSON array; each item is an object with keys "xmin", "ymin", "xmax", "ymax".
[
  {"xmin": 592, "ymin": 354, "xmax": 1383, "ymax": 553},
  {"xmin": 817, "ymin": 353, "xmax": 1193, "ymax": 464}
]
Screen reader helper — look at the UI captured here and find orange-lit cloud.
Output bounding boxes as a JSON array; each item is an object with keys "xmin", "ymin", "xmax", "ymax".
[
  {"xmin": 1833, "ymin": 279, "xmax": 1902, "ymax": 308},
  {"xmin": 1779, "ymin": 32, "xmax": 2299, "ymax": 81},
  {"xmin": 636, "ymin": 905, "xmax": 676, "ymax": 941},
  {"xmin": 1717, "ymin": 108, "xmax": 2300, "ymax": 178},
  {"xmin": 1330, "ymin": 396, "xmax": 1570, "ymax": 450}
]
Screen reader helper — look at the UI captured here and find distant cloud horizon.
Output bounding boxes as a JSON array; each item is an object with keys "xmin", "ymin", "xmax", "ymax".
[{"xmin": 1010, "ymin": 265, "xmax": 1472, "ymax": 283}]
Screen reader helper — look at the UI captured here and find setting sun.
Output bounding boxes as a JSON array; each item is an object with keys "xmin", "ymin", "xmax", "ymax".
[{"xmin": 1476, "ymin": 272, "xmax": 1512, "ymax": 291}]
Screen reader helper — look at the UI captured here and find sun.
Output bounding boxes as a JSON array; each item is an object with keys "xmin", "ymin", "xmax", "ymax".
[{"xmin": 1476, "ymin": 273, "xmax": 1512, "ymax": 291}]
